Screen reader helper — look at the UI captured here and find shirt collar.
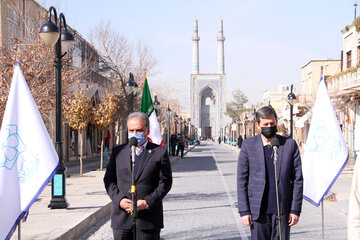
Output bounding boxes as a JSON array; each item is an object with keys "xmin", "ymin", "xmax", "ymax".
[
  {"xmin": 136, "ymin": 140, "xmax": 148, "ymax": 156},
  {"xmin": 261, "ymin": 135, "xmax": 271, "ymax": 147}
]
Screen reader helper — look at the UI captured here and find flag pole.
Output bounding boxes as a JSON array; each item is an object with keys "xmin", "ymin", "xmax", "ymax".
[
  {"xmin": 18, "ymin": 222, "xmax": 21, "ymax": 240},
  {"xmin": 321, "ymin": 200, "xmax": 325, "ymax": 240},
  {"xmin": 320, "ymin": 66, "xmax": 325, "ymax": 240}
]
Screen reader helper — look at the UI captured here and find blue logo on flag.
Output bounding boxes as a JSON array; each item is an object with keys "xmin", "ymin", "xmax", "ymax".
[
  {"xmin": 0, "ymin": 124, "xmax": 26, "ymax": 170},
  {"xmin": 0, "ymin": 124, "xmax": 40, "ymax": 182}
]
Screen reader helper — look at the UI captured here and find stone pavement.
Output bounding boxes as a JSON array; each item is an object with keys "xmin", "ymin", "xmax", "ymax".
[
  {"xmin": 76, "ymin": 141, "xmax": 354, "ymax": 239},
  {"xmin": 222, "ymin": 140, "xmax": 354, "ymax": 239},
  {"xmin": 9, "ymin": 145, "xmax": 194, "ymax": 240}
]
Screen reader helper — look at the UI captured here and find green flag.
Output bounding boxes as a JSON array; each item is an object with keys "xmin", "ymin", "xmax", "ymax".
[
  {"xmin": 141, "ymin": 77, "xmax": 154, "ymax": 116},
  {"xmin": 141, "ymin": 77, "xmax": 163, "ymax": 145}
]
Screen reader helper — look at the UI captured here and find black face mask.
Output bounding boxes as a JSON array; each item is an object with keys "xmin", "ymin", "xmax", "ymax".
[{"xmin": 261, "ymin": 126, "xmax": 277, "ymax": 139}]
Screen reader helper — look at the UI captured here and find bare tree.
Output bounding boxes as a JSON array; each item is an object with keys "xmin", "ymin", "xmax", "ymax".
[{"xmin": 89, "ymin": 22, "xmax": 158, "ymax": 116}]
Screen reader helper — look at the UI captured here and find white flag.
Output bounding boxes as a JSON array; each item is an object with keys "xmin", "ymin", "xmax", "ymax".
[
  {"xmin": 302, "ymin": 76, "xmax": 349, "ymax": 206},
  {"xmin": 0, "ymin": 62, "xmax": 59, "ymax": 240}
]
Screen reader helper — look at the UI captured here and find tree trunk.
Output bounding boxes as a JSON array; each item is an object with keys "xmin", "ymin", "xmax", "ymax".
[
  {"xmin": 79, "ymin": 130, "xmax": 83, "ymax": 175},
  {"xmin": 75, "ymin": 130, "xmax": 79, "ymax": 162},
  {"xmin": 100, "ymin": 129, "xmax": 104, "ymax": 170}
]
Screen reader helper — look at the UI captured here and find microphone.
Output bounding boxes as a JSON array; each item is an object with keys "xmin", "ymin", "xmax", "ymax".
[
  {"xmin": 270, "ymin": 137, "xmax": 280, "ymax": 161},
  {"xmin": 129, "ymin": 137, "xmax": 138, "ymax": 217},
  {"xmin": 270, "ymin": 136, "xmax": 282, "ymax": 239},
  {"xmin": 129, "ymin": 137, "xmax": 138, "ymax": 147},
  {"xmin": 129, "ymin": 137, "xmax": 138, "ymax": 163},
  {"xmin": 129, "ymin": 136, "xmax": 138, "ymax": 166},
  {"xmin": 270, "ymin": 137, "xmax": 280, "ymax": 148}
]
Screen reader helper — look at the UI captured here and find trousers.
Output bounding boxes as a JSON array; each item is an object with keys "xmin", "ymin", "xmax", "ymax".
[{"xmin": 250, "ymin": 214, "xmax": 290, "ymax": 240}]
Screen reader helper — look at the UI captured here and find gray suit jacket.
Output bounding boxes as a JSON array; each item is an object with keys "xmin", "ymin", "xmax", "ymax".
[
  {"xmin": 237, "ymin": 134, "xmax": 303, "ymax": 220},
  {"xmin": 104, "ymin": 141, "xmax": 172, "ymax": 230}
]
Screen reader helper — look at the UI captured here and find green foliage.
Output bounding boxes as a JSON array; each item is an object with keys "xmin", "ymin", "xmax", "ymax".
[{"xmin": 225, "ymin": 88, "xmax": 248, "ymax": 119}]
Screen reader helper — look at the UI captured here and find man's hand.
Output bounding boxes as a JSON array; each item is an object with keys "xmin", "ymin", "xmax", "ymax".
[
  {"xmin": 241, "ymin": 215, "xmax": 253, "ymax": 226},
  {"xmin": 119, "ymin": 198, "xmax": 132, "ymax": 213},
  {"xmin": 137, "ymin": 199, "xmax": 148, "ymax": 211},
  {"xmin": 288, "ymin": 213, "xmax": 299, "ymax": 226}
]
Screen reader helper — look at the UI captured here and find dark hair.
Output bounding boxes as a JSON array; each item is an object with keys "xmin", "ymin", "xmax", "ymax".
[
  {"xmin": 255, "ymin": 106, "xmax": 277, "ymax": 123},
  {"xmin": 127, "ymin": 112, "xmax": 149, "ymax": 128}
]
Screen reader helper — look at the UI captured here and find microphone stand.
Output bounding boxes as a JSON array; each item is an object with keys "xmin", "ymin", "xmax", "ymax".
[
  {"xmin": 131, "ymin": 145, "xmax": 137, "ymax": 240},
  {"xmin": 273, "ymin": 145, "xmax": 282, "ymax": 240}
]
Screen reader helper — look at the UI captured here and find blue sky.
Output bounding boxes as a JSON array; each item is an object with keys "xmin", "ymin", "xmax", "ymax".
[{"xmin": 42, "ymin": 0, "xmax": 356, "ymax": 111}]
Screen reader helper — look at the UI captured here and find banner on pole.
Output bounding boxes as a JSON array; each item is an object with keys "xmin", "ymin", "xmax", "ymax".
[
  {"xmin": 0, "ymin": 62, "xmax": 59, "ymax": 240},
  {"xmin": 302, "ymin": 75, "xmax": 349, "ymax": 206}
]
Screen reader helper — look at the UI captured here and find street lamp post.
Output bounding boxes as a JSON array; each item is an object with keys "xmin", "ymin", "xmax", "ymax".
[
  {"xmin": 153, "ymin": 95, "xmax": 160, "ymax": 115},
  {"xmin": 244, "ymin": 114, "xmax": 248, "ymax": 139},
  {"xmin": 40, "ymin": 6, "xmax": 74, "ymax": 209},
  {"xmin": 167, "ymin": 105, "xmax": 171, "ymax": 153},
  {"xmin": 287, "ymin": 84, "xmax": 296, "ymax": 138},
  {"xmin": 125, "ymin": 72, "xmax": 138, "ymax": 113},
  {"xmin": 174, "ymin": 113, "xmax": 178, "ymax": 134},
  {"xmin": 253, "ymin": 108, "xmax": 256, "ymax": 136},
  {"xmin": 179, "ymin": 117, "xmax": 183, "ymax": 135},
  {"xmin": 183, "ymin": 119, "xmax": 187, "ymax": 137}
]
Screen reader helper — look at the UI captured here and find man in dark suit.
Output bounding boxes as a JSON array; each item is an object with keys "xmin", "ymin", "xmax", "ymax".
[
  {"xmin": 237, "ymin": 106, "xmax": 303, "ymax": 240},
  {"xmin": 104, "ymin": 112, "xmax": 172, "ymax": 240}
]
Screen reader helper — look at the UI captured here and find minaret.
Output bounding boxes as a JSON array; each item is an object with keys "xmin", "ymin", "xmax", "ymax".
[
  {"xmin": 217, "ymin": 18, "xmax": 225, "ymax": 74},
  {"xmin": 192, "ymin": 19, "xmax": 200, "ymax": 74},
  {"xmin": 354, "ymin": 2, "xmax": 358, "ymax": 20}
]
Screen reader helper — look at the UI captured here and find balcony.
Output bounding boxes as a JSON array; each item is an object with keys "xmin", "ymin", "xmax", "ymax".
[{"xmin": 327, "ymin": 67, "xmax": 360, "ymax": 97}]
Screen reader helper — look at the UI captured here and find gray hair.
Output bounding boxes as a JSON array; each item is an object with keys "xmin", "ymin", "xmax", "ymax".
[
  {"xmin": 127, "ymin": 112, "xmax": 149, "ymax": 128},
  {"xmin": 255, "ymin": 105, "xmax": 277, "ymax": 123}
]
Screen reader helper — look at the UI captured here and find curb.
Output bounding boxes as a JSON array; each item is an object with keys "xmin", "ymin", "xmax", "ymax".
[
  {"xmin": 57, "ymin": 202, "xmax": 112, "ymax": 240},
  {"xmin": 222, "ymin": 142, "xmax": 240, "ymax": 152}
]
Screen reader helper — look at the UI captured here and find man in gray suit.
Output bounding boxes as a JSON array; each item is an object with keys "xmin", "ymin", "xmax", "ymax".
[
  {"xmin": 237, "ymin": 106, "xmax": 303, "ymax": 240},
  {"xmin": 104, "ymin": 112, "xmax": 172, "ymax": 240}
]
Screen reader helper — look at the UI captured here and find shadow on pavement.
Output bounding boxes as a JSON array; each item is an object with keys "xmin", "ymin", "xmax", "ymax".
[
  {"xmin": 171, "ymin": 156, "xmax": 217, "ymax": 172},
  {"xmin": 191, "ymin": 147, "xmax": 212, "ymax": 152},
  {"xmin": 161, "ymin": 225, "xmax": 246, "ymax": 240},
  {"xmin": 164, "ymin": 203, "xmax": 235, "ymax": 212},
  {"xmin": 165, "ymin": 191, "xmax": 227, "ymax": 202}
]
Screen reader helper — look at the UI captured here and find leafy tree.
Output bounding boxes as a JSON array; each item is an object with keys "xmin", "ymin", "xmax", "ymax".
[
  {"xmin": 92, "ymin": 93, "xmax": 119, "ymax": 170},
  {"xmin": 63, "ymin": 92, "xmax": 92, "ymax": 175},
  {"xmin": 225, "ymin": 88, "xmax": 248, "ymax": 119}
]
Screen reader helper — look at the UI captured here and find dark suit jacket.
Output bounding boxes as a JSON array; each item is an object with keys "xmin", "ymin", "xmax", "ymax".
[
  {"xmin": 104, "ymin": 141, "xmax": 172, "ymax": 230},
  {"xmin": 237, "ymin": 134, "xmax": 303, "ymax": 220}
]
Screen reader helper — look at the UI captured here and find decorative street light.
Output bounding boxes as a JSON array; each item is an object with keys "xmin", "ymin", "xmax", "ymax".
[
  {"xmin": 179, "ymin": 117, "xmax": 183, "ymax": 135},
  {"xmin": 167, "ymin": 105, "xmax": 171, "ymax": 153},
  {"xmin": 125, "ymin": 72, "xmax": 138, "ymax": 113},
  {"xmin": 244, "ymin": 114, "xmax": 248, "ymax": 139},
  {"xmin": 183, "ymin": 119, "xmax": 187, "ymax": 137},
  {"xmin": 252, "ymin": 108, "xmax": 256, "ymax": 136},
  {"xmin": 287, "ymin": 84, "xmax": 296, "ymax": 138},
  {"xmin": 187, "ymin": 118, "xmax": 191, "ymax": 137},
  {"xmin": 153, "ymin": 95, "xmax": 160, "ymax": 114},
  {"xmin": 40, "ymin": 6, "xmax": 75, "ymax": 209},
  {"xmin": 174, "ymin": 113, "xmax": 178, "ymax": 134}
]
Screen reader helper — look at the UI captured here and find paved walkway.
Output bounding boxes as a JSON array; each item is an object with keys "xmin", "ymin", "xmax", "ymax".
[
  {"xmin": 9, "ymin": 146, "xmax": 193, "ymax": 240},
  {"xmin": 9, "ymin": 141, "xmax": 353, "ymax": 239}
]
